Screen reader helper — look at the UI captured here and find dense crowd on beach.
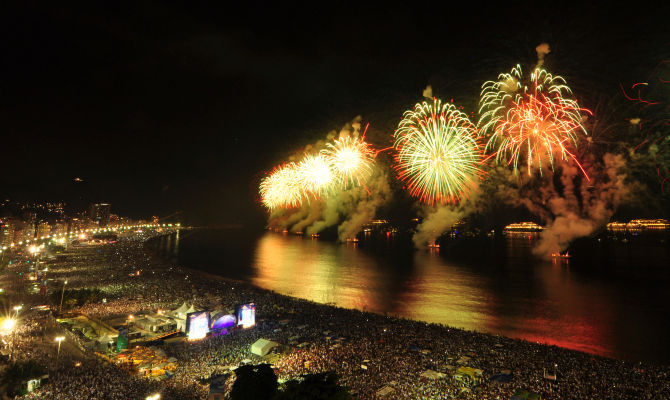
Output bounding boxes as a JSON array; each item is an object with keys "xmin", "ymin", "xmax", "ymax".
[{"xmin": 2, "ymin": 228, "xmax": 669, "ymax": 399}]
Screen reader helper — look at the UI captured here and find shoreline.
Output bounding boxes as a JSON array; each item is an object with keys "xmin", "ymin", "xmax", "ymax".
[
  {"xmin": 23, "ymin": 229, "xmax": 668, "ymax": 399},
  {"xmin": 145, "ymin": 235, "xmax": 613, "ymax": 362},
  {"xmin": 136, "ymin": 231, "xmax": 669, "ymax": 398},
  {"xmin": 145, "ymin": 229, "xmax": 664, "ymax": 366}
]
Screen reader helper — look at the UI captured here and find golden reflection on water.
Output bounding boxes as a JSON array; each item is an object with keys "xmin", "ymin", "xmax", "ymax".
[
  {"xmin": 253, "ymin": 235, "xmax": 378, "ymax": 310},
  {"xmin": 252, "ymin": 232, "xmax": 618, "ymax": 358},
  {"xmin": 252, "ymin": 234, "xmax": 486, "ymax": 329},
  {"xmin": 391, "ymin": 251, "xmax": 489, "ymax": 331}
]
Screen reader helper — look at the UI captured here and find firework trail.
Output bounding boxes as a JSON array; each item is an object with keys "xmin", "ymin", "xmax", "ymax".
[
  {"xmin": 622, "ymin": 60, "xmax": 670, "ymax": 192},
  {"xmin": 478, "ymin": 65, "xmax": 591, "ymax": 177},
  {"xmin": 394, "ymin": 98, "xmax": 483, "ymax": 205}
]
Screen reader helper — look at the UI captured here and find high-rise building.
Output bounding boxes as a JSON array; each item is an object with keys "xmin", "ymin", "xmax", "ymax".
[
  {"xmin": 5, "ymin": 219, "xmax": 35, "ymax": 243},
  {"xmin": 37, "ymin": 221, "xmax": 51, "ymax": 238},
  {"xmin": 0, "ymin": 218, "xmax": 14, "ymax": 246},
  {"xmin": 52, "ymin": 221, "xmax": 68, "ymax": 236},
  {"xmin": 89, "ymin": 203, "xmax": 111, "ymax": 226}
]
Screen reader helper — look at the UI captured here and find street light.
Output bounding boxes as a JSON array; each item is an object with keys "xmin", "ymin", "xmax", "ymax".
[
  {"xmin": 59, "ymin": 281, "xmax": 68, "ymax": 312},
  {"xmin": 55, "ymin": 336, "xmax": 65, "ymax": 357},
  {"xmin": 12, "ymin": 305, "xmax": 22, "ymax": 317},
  {"xmin": 1, "ymin": 318, "xmax": 15, "ymax": 334},
  {"xmin": 2, "ymin": 318, "xmax": 17, "ymax": 360},
  {"xmin": 146, "ymin": 394, "xmax": 160, "ymax": 400}
]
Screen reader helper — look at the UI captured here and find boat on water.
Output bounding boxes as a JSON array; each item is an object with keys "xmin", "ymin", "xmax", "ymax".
[
  {"xmin": 551, "ymin": 251, "xmax": 571, "ymax": 259},
  {"xmin": 503, "ymin": 222, "xmax": 544, "ymax": 233}
]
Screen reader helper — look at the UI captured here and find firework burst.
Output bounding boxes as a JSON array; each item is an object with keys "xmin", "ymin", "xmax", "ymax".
[
  {"xmin": 259, "ymin": 163, "xmax": 303, "ymax": 209},
  {"xmin": 322, "ymin": 135, "xmax": 375, "ymax": 188},
  {"xmin": 478, "ymin": 65, "xmax": 591, "ymax": 177},
  {"xmin": 394, "ymin": 98, "xmax": 483, "ymax": 205},
  {"xmin": 296, "ymin": 154, "xmax": 335, "ymax": 198}
]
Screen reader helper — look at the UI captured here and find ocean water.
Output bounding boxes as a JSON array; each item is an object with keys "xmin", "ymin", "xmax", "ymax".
[{"xmin": 149, "ymin": 228, "xmax": 670, "ymax": 365}]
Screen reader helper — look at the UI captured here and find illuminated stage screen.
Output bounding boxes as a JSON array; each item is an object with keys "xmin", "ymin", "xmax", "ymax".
[
  {"xmin": 186, "ymin": 311, "xmax": 210, "ymax": 340},
  {"xmin": 236, "ymin": 303, "xmax": 256, "ymax": 328}
]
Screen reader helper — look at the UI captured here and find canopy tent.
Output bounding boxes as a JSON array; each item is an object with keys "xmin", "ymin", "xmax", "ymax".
[
  {"xmin": 250, "ymin": 338, "xmax": 279, "ymax": 356},
  {"xmin": 171, "ymin": 302, "xmax": 197, "ymax": 332},
  {"xmin": 420, "ymin": 370, "xmax": 445, "ymax": 380},
  {"xmin": 457, "ymin": 356, "xmax": 471, "ymax": 364},
  {"xmin": 173, "ymin": 302, "xmax": 191, "ymax": 317},
  {"xmin": 376, "ymin": 386, "xmax": 396, "ymax": 398},
  {"xmin": 172, "ymin": 302, "xmax": 197, "ymax": 318}
]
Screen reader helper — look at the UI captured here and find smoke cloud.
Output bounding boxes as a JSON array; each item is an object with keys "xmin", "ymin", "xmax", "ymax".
[
  {"xmin": 336, "ymin": 170, "xmax": 392, "ymax": 241},
  {"xmin": 536, "ymin": 43, "xmax": 551, "ymax": 67},
  {"xmin": 526, "ymin": 154, "xmax": 629, "ymax": 258},
  {"xmin": 422, "ymin": 85, "xmax": 433, "ymax": 99},
  {"xmin": 412, "ymin": 205, "xmax": 463, "ymax": 248},
  {"xmin": 408, "ymin": 154, "xmax": 630, "ymax": 258},
  {"xmin": 411, "ymin": 181, "xmax": 487, "ymax": 248}
]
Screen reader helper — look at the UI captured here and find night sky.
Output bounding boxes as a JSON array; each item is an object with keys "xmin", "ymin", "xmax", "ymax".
[{"xmin": 1, "ymin": 1, "xmax": 668, "ymax": 226}]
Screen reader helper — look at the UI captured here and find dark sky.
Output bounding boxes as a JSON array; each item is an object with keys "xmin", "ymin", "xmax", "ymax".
[{"xmin": 1, "ymin": 1, "xmax": 668, "ymax": 225}]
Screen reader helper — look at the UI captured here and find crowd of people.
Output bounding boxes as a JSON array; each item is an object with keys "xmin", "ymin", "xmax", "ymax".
[{"xmin": 2, "ymin": 228, "xmax": 669, "ymax": 399}]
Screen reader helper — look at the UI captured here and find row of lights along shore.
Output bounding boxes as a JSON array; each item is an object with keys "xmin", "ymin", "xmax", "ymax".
[
  {"xmin": 1, "ymin": 224, "xmax": 173, "ymax": 400},
  {"xmin": 0, "ymin": 223, "xmax": 181, "ymax": 255}
]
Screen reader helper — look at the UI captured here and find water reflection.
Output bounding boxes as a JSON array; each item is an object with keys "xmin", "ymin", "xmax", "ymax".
[
  {"xmin": 157, "ymin": 229, "xmax": 670, "ymax": 364},
  {"xmin": 253, "ymin": 235, "xmax": 380, "ymax": 310},
  {"xmin": 250, "ymin": 232, "xmax": 667, "ymax": 362}
]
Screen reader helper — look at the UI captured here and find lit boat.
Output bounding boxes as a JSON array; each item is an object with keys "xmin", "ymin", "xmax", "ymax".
[
  {"xmin": 608, "ymin": 219, "xmax": 670, "ymax": 232},
  {"xmin": 503, "ymin": 222, "xmax": 544, "ymax": 233}
]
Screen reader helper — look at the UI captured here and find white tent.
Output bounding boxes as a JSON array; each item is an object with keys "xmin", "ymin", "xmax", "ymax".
[
  {"xmin": 420, "ymin": 370, "xmax": 446, "ymax": 380},
  {"xmin": 250, "ymin": 338, "xmax": 279, "ymax": 356},
  {"xmin": 457, "ymin": 356, "xmax": 471, "ymax": 364},
  {"xmin": 173, "ymin": 302, "xmax": 191, "ymax": 317},
  {"xmin": 171, "ymin": 302, "xmax": 199, "ymax": 332},
  {"xmin": 376, "ymin": 386, "xmax": 396, "ymax": 398}
]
